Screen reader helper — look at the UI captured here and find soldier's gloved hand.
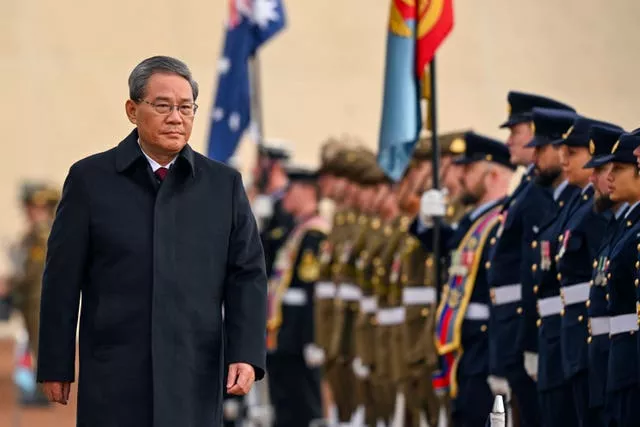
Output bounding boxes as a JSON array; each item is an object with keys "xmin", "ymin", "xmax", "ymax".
[
  {"xmin": 223, "ymin": 398, "xmax": 241, "ymax": 420},
  {"xmin": 252, "ymin": 194, "xmax": 274, "ymax": 219},
  {"xmin": 419, "ymin": 189, "xmax": 446, "ymax": 226},
  {"xmin": 524, "ymin": 351, "xmax": 539, "ymax": 381},
  {"xmin": 304, "ymin": 343, "xmax": 326, "ymax": 367},
  {"xmin": 352, "ymin": 357, "xmax": 370, "ymax": 379},
  {"xmin": 486, "ymin": 375, "xmax": 511, "ymax": 402}
]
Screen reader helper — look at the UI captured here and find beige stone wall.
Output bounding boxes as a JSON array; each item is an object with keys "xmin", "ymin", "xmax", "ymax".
[{"xmin": 3, "ymin": 0, "xmax": 640, "ymax": 240}]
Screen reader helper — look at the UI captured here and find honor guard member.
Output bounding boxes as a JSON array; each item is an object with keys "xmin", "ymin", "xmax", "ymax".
[
  {"xmin": 583, "ymin": 125, "xmax": 627, "ymax": 425},
  {"xmin": 10, "ymin": 183, "xmax": 60, "ymax": 406},
  {"xmin": 393, "ymin": 134, "xmax": 460, "ymax": 427},
  {"xmin": 553, "ymin": 118, "xmax": 623, "ymax": 426},
  {"xmin": 488, "ymin": 91, "xmax": 575, "ymax": 427},
  {"xmin": 254, "ymin": 143, "xmax": 295, "ymax": 278},
  {"xmin": 265, "ymin": 166, "xmax": 330, "ymax": 427},
  {"xmin": 597, "ymin": 131, "xmax": 640, "ymax": 426},
  {"xmin": 415, "ymin": 132, "xmax": 515, "ymax": 426},
  {"xmin": 526, "ymin": 108, "xmax": 582, "ymax": 426},
  {"xmin": 326, "ymin": 148, "xmax": 376, "ymax": 426},
  {"xmin": 352, "ymin": 166, "xmax": 396, "ymax": 426}
]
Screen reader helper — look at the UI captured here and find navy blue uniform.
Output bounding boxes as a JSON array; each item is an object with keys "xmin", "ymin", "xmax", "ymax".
[
  {"xmin": 267, "ymin": 227, "xmax": 326, "ymax": 427},
  {"xmin": 556, "ymin": 185, "xmax": 608, "ymax": 427},
  {"xmin": 532, "ymin": 182, "xmax": 581, "ymax": 427},
  {"xmin": 487, "ymin": 167, "xmax": 554, "ymax": 427},
  {"xmin": 605, "ymin": 202, "xmax": 640, "ymax": 426},
  {"xmin": 586, "ymin": 204, "xmax": 627, "ymax": 426},
  {"xmin": 414, "ymin": 200, "xmax": 504, "ymax": 427}
]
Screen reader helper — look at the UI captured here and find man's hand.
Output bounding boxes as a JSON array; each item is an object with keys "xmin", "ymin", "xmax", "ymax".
[
  {"xmin": 42, "ymin": 381, "xmax": 71, "ymax": 405},
  {"xmin": 226, "ymin": 363, "xmax": 256, "ymax": 396}
]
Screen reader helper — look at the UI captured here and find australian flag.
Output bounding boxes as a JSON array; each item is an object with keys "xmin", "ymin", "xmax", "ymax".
[{"xmin": 207, "ymin": 0, "xmax": 286, "ymax": 163}]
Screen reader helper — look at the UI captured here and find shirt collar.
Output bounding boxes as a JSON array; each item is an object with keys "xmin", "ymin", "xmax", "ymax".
[
  {"xmin": 138, "ymin": 139, "xmax": 177, "ymax": 172},
  {"xmin": 469, "ymin": 199, "xmax": 501, "ymax": 221},
  {"xmin": 615, "ymin": 203, "xmax": 629, "ymax": 220},
  {"xmin": 624, "ymin": 201, "xmax": 640, "ymax": 219},
  {"xmin": 581, "ymin": 183, "xmax": 593, "ymax": 195},
  {"xmin": 553, "ymin": 180, "xmax": 569, "ymax": 201}
]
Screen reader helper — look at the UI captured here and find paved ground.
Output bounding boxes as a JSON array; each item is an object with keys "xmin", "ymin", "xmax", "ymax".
[{"xmin": 0, "ymin": 334, "xmax": 77, "ymax": 426}]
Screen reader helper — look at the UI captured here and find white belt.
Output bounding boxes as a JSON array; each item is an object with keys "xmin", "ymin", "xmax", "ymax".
[
  {"xmin": 538, "ymin": 296, "xmax": 562, "ymax": 318},
  {"xmin": 402, "ymin": 287, "xmax": 436, "ymax": 305},
  {"xmin": 360, "ymin": 296, "xmax": 378, "ymax": 313},
  {"xmin": 465, "ymin": 303, "xmax": 490, "ymax": 320},
  {"xmin": 491, "ymin": 284, "xmax": 522, "ymax": 305},
  {"xmin": 589, "ymin": 317, "xmax": 610, "ymax": 336},
  {"xmin": 376, "ymin": 307, "xmax": 406, "ymax": 325},
  {"xmin": 315, "ymin": 282, "xmax": 336, "ymax": 299},
  {"xmin": 609, "ymin": 314, "xmax": 638, "ymax": 336},
  {"xmin": 561, "ymin": 282, "xmax": 590, "ymax": 306},
  {"xmin": 282, "ymin": 288, "xmax": 307, "ymax": 306},
  {"xmin": 337, "ymin": 283, "xmax": 362, "ymax": 301}
]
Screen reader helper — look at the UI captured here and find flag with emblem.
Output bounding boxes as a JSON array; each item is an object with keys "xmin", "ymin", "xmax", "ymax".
[
  {"xmin": 377, "ymin": 0, "xmax": 454, "ymax": 181},
  {"xmin": 207, "ymin": 0, "xmax": 287, "ymax": 163}
]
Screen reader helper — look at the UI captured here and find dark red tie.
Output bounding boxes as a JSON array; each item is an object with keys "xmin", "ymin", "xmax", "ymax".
[{"xmin": 155, "ymin": 167, "xmax": 168, "ymax": 182}]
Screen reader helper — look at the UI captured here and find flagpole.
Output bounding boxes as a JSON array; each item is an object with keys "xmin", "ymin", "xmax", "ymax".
[
  {"xmin": 428, "ymin": 56, "xmax": 442, "ymax": 296},
  {"xmin": 249, "ymin": 55, "xmax": 265, "ymax": 148}
]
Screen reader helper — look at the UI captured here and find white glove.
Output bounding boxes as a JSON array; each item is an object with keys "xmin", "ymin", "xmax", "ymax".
[
  {"xmin": 524, "ymin": 351, "xmax": 539, "ymax": 381},
  {"xmin": 304, "ymin": 343, "xmax": 326, "ymax": 367},
  {"xmin": 352, "ymin": 357, "xmax": 371, "ymax": 379},
  {"xmin": 223, "ymin": 399, "xmax": 241, "ymax": 420},
  {"xmin": 252, "ymin": 194, "xmax": 274, "ymax": 219},
  {"xmin": 486, "ymin": 375, "xmax": 511, "ymax": 402},
  {"xmin": 420, "ymin": 189, "xmax": 446, "ymax": 224}
]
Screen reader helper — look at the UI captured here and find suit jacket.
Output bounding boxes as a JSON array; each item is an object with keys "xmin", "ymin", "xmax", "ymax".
[{"xmin": 37, "ymin": 129, "xmax": 268, "ymax": 427}]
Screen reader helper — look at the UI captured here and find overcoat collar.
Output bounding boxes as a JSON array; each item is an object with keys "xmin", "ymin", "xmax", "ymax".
[{"xmin": 115, "ymin": 128, "xmax": 195, "ymax": 177}]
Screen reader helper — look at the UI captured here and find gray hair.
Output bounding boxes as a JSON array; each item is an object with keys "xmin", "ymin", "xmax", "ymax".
[{"xmin": 128, "ymin": 56, "xmax": 199, "ymax": 102}]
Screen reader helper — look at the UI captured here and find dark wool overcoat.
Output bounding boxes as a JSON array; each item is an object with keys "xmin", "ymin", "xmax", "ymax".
[{"xmin": 37, "ymin": 129, "xmax": 267, "ymax": 427}]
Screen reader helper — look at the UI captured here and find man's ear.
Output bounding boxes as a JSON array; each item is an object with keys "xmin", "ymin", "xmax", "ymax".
[{"xmin": 125, "ymin": 99, "xmax": 138, "ymax": 125}]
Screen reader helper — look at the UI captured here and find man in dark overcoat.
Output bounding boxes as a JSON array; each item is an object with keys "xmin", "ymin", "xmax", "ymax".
[{"xmin": 36, "ymin": 55, "xmax": 268, "ymax": 427}]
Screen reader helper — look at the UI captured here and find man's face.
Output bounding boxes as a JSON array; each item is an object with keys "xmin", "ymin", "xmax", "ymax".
[
  {"xmin": 506, "ymin": 122, "xmax": 534, "ymax": 165},
  {"xmin": 442, "ymin": 162, "xmax": 463, "ymax": 198},
  {"xmin": 283, "ymin": 183, "xmax": 314, "ymax": 214},
  {"xmin": 318, "ymin": 174, "xmax": 335, "ymax": 198},
  {"xmin": 357, "ymin": 186, "xmax": 377, "ymax": 212},
  {"xmin": 126, "ymin": 72, "xmax": 195, "ymax": 155},
  {"xmin": 25, "ymin": 204, "xmax": 50, "ymax": 225},
  {"xmin": 559, "ymin": 145, "xmax": 592, "ymax": 187},
  {"xmin": 608, "ymin": 163, "xmax": 640, "ymax": 203},
  {"xmin": 459, "ymin": 162, "xmax": 489, "ymax": 205},
  {"xmin": 533, "ymin": 144, "xmax": 562, "ymax": 185}
]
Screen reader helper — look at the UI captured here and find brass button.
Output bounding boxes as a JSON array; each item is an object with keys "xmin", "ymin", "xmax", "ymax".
[
  {"xmin": 606, "ymin": 294, "xmax": 610, "ymax": 301},
  {"xmin": 517, "ymin": 307, "xmax": 523, "ymax": 315},
  {"xmin": 533, "ymin": 285, "xmax": 539, "ymax": 294},
  {"xmin": 532, "ymin": 241, "xmax": 538, "ymax": 249},
  {"xmin": 557, "ymin": 273, "xmax": 562, "ymax": 281},
  {"xmin": 537, "ymin": 319, "xmax": 542, "ymax": 327},
  {"xmin": 587, "ymin": 336, "xmax": 592, "ymax": 344},
  {"xmin": 592, "ymin": 260, "xmax": 598, "ymax": 268},
  {"xmin": 490, "ymin": 237, "xmax": 497, "ymax": 245},
  {"xmin": 636, "ymin": 261, "xmax": 640, "ymax": 269},
  {"xmin": 637, "ymin": 243, "xmax": 640, "ymax": 251},
  {"xmin": 578, "ymin": 315, "xmax": 584, "ymax": 322},
  {"xmin": 559, "ymin": 201, "xmax": 565, "ymax": 207},
  {"xmin": 558, "ymin": 234, "xmax": 564, "ymax": 242},
  {"xmin": 628, "ymin": 220, "xmax": 633, "ymax": 227},
  {"xmin": 589, "ymin": 280, "xmax": 594, "ymax": 286},
  {"xmin": 560, "ymin": 309, "xmax": 565, "ymax": 316},
  {"xmin": 608, "ymin": 272, "xmax": 612, "ymax": 279},
  {"xmin": 583, "ymin": 194, "xmax": 588, "ymax": 201},
  {"xmin": 586, "ymin": 300, "xmax": 591, "ymax": 308},
  {"xmin": 481, "ymin": 324, "xmax": 488, "ymax": 332},
  {"xmin": 636, "ymin": 279, "xmax": 639, "ymax": 288},
  {"xmin": 421, "ymin": 308, "xmax": 429, "ymax": 317},
  {"xmin": 555, "ymin": 255, "xmax": 560, "ymax": 262},
  {"xmin": 485, "ymin": 261, "xmax": 491, "ymax": 269},
  {"xmin": 532, "ymin": 264, "xmax": 538, "ymax": 272},
  {"xmin": 606, "ymin": 260, "xmax": 610, "ymax": 267}
]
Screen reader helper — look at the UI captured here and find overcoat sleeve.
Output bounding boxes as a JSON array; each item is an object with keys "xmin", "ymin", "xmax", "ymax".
[
  {"xmin": 37, "ymin": 165, "xmax": 90, "ymax": 382},
  {"xmin": 224, "ymin": 172, "xmax": 268, "ymax": 380}
]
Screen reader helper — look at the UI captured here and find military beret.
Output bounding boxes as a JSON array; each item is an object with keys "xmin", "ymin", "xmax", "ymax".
[
  {"xmin": 318, "ymin": 136, "xmax": 345, "ymax": 175},
  {"xmin": 526, "ymin": 108, "xmax": 579, "ymax": 148},
  {"xmin": 453, "ymin": 131, "xmax": 515, "ymax": 170},
  {"xmin": 584, "ymin": 125, "xmax": 626, "ymax": 168},
  {"xmin": 599, "ymin": 129, "xmax": 640, "ymax": 166},
  {"xmin": 22, "ymin": 182, "xmax": 60, "ymax": 207},
  {"xmin": 553, "ymin": 117, "xmax": 623, "ymax": 148},
  {"xmin": 500, "ymin": 91, "xmax": 576, "ymax": 128},
  {"xmin": 259, "ymin": 139, "xmax": 291, "ymax": 161}
]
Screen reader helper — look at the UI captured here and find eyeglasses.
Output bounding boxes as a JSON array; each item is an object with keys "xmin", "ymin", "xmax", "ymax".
[{"xmin": 139, "ymin": 100, "xmax": 198, "ymax": 117}]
